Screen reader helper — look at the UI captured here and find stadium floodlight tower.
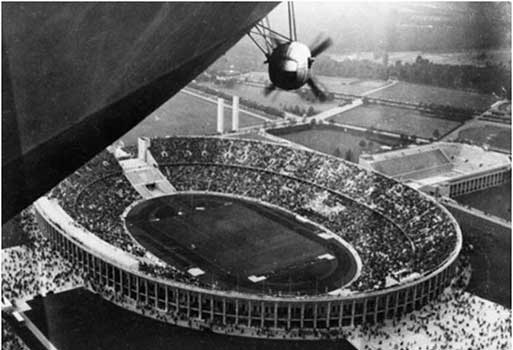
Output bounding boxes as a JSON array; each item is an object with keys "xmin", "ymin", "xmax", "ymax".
[{"xmin": 247, "ymin": 2, "xmax": 333, "ymax": 100}]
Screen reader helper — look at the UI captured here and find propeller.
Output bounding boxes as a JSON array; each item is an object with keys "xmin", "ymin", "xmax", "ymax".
[
  {"xmin": 309, "ymin": 35, "xmax": 333, "ymax": 58},
  {"xmin": 306, "ymin": 76, "xmax": 328, "ymax": 102}
]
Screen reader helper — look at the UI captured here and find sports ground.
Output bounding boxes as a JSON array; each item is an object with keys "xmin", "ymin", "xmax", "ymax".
[{"xmin": 125, "ymin": 193, "xmax": 358, "ymax": 294}]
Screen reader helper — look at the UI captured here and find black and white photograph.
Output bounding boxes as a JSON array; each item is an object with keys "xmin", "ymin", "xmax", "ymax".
[{"xmin": 2, "ymin": 2, "xmax": 511, "ymax": 349}]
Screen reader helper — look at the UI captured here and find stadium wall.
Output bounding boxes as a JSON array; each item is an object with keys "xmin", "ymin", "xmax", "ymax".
[
  {"xmin": 34, "ymin": 196, "xmax": 460, "ymax": 339},
  {"xmin": 447, "ymin": 168, "xmax": 510, "ymax": 197}
]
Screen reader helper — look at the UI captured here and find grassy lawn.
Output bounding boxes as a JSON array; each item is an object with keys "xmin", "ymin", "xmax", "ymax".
[
  {"xmin": 198, "ymin": 82, "xmax": 339, "ymax": 113},
  {"xmin": 455, "ymin": 124, "xmax": 511, "ymax": 152},
  {"xmin": 455, "ymin": 182, "xmax": 511, "ymax": 221},
  {"xmin": 329, "ymin": 104, "xmax": 461, "ymax": 139},
  {"xmin": 369, "ymin": 82, "xmax": 497, "ymax": 111},
  {"xmin": 119, "ymin": 92, "xmax": 265, "ymax": 145},
  {"xmin": 317, "ymin": 76, "xmax": 389, "ymax": 95},
  {"xmin": 272, "ymin": 126, "xmax": 389, "ymax": 162}
]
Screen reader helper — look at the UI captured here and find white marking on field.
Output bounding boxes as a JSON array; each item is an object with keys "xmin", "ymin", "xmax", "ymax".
[
  {"xmin": 248, "ymin": 275, "xmax": 267, "ymax": 283},
  {"xmin": 317, "ymin": 233, "xmax": 333, "ymax": 240},
  {"xmin": 317, "ymin": 253, "xmax": 335, "ymax": 261},
  {"xmin": 187, "ymin": 268, "xmax": 205, "ymax": 277}
]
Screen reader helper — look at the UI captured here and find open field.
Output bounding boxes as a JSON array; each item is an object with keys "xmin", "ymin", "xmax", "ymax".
[
  {"xmin": 455, "ymin": 182, "xmax": 511, "ymax": 221},
  {"xmin": 25, "ymin": 288, "xmax": 356, "ymax": 350},
  {"xmin": 197, "ymin": 82, "xmax": 339, "ymax": 113},
  {"xmin": 126, "ymin": 193, "xmax": 355, "ymax": 293},
  {"xmin": 445, "ymin": 121, "xmax": 511, "ymax": 152},
  {"xmin": 271, "ymin": 125, "xmax": 401, "ymax": 162},
  {"xmin": 457, "ymin": 125, "xmax": 511, "ymax": 152},
  {"xmin": 368, "ymin": 82, "xmax": 497, "ymax": 111},
  {"xmin": 119, "ymin": 92, "xmax": 266, "ymax": 145},
  {"xmin": 317, "ymin": 76, "xmax": 389, "ymax": 95},
  {"xmin": 329, "ymin": 105, "xmax": 461, "ymax": 139}
]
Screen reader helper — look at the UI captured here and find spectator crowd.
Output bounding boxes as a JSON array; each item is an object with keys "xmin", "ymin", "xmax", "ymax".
[
  {"xmin": 47, "ymin": 137, "xmax": 459, "ymax": 294},
  {"xmin": 2, "ymin": 140, "xmax": 509, "ymax": 348}
]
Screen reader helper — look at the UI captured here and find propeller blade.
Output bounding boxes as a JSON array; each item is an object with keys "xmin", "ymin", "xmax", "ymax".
[
  {"xmin": 310, "ymin": 36, "xmax": 333, "ymax": 58},
  {"xmin": 306, "ymin": 77, "xmax": 327, "ymax": 102},
  {"xmin": 263, "ymin": 84, "xmax": 276, "ymax": 97}
]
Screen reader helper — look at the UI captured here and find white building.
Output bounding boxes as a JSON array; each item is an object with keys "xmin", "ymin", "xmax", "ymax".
[{"xmin": 359, "ymin": 142, "xmax": 511, "ymax": 197}]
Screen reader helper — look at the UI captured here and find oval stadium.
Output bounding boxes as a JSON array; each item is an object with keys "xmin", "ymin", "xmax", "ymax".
[{"xmin": 34, "ymin": 136, "xmax": 462, "ymax": 339}]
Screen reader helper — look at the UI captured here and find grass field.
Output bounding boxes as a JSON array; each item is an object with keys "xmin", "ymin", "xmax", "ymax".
[
  {"xmin": 328, "ymin": 104, "xmax": 461, "ymax": 139},
  {"xmin": 25, "ymin": 288, "xmax": 356, "ymax": 350},
  {"xmin": 369, "ymin": 82, "xmax": 497, "ymax": 111},
  {"xmin": 317, "ymin": 76, "xmax": 389, "ymax": 95},
  {"xmin": 271, "ymin": 126, "xmax": 396, "ymax": 162},
  {"xmin": 119, "ymin": 92, "xmax": 266, "ymax": 145},
  {"xmin": 455, "ymin": 183, "xmax": 511, "ymax": 221},
  {"xmin": 126, "ymin": 193, "xmax": 355, "ymax": 293},
  {"xmin": 453, "ymin": 123, "xmax": 511, "ymax": 152},
  {"xmin": 198, "ymin": 82, "xmax": 339, "ymax": 113}
]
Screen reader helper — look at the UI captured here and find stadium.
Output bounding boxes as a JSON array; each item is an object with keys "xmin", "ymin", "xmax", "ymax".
[
  {"xmin": 359, "ymin": 142, "xmax": 511, "ymax": 198},
  {"xmin": 33, "ymin": 136, "xmax": 462, "ymax": 339}
]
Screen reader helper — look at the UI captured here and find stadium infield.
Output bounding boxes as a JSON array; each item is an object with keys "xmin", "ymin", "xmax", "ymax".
[{"xmin": 125, "ymin": 193, "xmax": 358, "ymax": 294}]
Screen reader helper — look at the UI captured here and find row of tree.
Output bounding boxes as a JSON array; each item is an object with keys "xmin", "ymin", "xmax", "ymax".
[{"xmin": 314, "ymin": 55, "xmax": 511, "ymax": 97}]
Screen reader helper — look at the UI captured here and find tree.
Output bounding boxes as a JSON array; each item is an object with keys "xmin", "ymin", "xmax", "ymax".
[
  {"xmin": 359, "ymin": 140, "xmax": 367, "ymax": 148},
  {"xmin": 333, "ymin": 147, "xmax": 342, "ymax": 158},
  {"xmin": 432, "ymin": 129, "xmax": 440, "ymax": 139}
]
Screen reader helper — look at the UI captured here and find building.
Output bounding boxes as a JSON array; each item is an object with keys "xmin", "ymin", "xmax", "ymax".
[{"xmin": 359, "ymin": 142, "xmax": 511, "ymax": 197}]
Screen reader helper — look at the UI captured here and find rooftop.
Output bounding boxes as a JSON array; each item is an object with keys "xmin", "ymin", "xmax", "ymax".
[{"xmin": 361, "ymin": 142, "xmax": 511, "ymax": 184}]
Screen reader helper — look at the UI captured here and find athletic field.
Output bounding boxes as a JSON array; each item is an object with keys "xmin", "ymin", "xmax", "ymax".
[{"xmin": 125, "ymin": 193, "xmax": 358, "ymax": 294}]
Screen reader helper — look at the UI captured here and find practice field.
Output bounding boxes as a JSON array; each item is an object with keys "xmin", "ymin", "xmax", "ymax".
[
  {"xmin": 317, "ymin": 76, "xmax": 389, "ymax": 96},
  {"xmin": 119, "ymin": 92, "xmax": 266, "ymax": 145},
  {"xmin": 451, "ymin": 123, "xmax": 511, "ymax": 152},
  {"xmin": 125, "ymin": 193, "xmax": 358, "ymax": 294},
  {"xmin": 368, "ymin": 82, "xmax": 497, "ymax": 111},
  {"xmin": 271, "ymin": 125, "xmax": 404, "ymax": 162},
  {"xmin": 328, "ymin": 105, "xmax": 461, "ymax": 139}
]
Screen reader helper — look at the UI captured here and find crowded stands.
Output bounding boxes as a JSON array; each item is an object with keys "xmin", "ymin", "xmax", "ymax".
[
  {"xmin": 1, "ymin": 209, "xmax": 84, "ymax": 302},
  {"xmin": 46, "ymin": 137, "xmax": 459, "ymax": 295}
]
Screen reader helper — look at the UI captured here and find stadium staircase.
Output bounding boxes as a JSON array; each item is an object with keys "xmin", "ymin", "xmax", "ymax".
[{"xmin": 119, "ymin": 158, "xmax": 176, "ymax": 199}]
